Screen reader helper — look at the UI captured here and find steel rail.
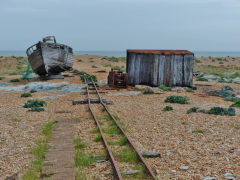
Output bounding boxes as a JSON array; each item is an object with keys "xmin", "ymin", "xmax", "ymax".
[
  {"xmin": 86, "ymin": 82, "xmax": 123, "ymax": 180},
  {"xmin": 91, "ymin": 79, "xmax": 155, "ymax": 179}
]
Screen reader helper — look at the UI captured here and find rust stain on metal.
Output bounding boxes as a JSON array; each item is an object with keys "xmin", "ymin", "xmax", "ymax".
[
  {"xmin": 127, "ymin": 49, "xmax": 193, "ymax": 55},
  {"xmin": 108, "ymin": 69, "xmax": 128, "ymax": 88}
]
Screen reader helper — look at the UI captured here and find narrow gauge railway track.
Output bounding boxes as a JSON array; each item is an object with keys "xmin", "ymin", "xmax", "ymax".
[{"xmin": 84, "ymin": 77, "xmax": 155, "ymax": 180}]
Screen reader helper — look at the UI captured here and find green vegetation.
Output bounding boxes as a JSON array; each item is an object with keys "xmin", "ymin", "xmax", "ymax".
[
  {"xmin": 104, "ymin": 114, "xmax": 111, "ymax": 121},
  {"xmin": 195, "ymin": 59, "xmax": 202, "ymax": 63},
  {"xmin": 93, "ymin": 134, "xmax": 102, "ymax": 142},
  {"xmin": 142, "ymin": 88, "xmax": 154, "ymax": 94},
  {"xmin": 0, "ymin": 138, "xmax": 6, "ymax": 145},
  {"xmin": 30, "ymin": 89, "xmax": 37, "ymax": 93},
  {"xmin": 77, "ymin": 59, "xmax": 82, "ymax": 62},
  {"xmin": 23, "ymin": 99, "xmax": 47, "ymax": 108},
  {"xmin": 229, "ymin": 72, "xmax": 240, "ymax": 78},
  {"xmin": 233, "ymin": 126, "xmax": 240, "ymax": 130},
  {"xmin": 211, "ymin": 86, "xmax": 233, "ymax": 98},
  {"xmin": 192, "ymin": 129, "xmax": 204, "ymax": 134},
  {"xmin": 194, "ymin": 64, "xmax": 240, "ymax": 74},
  {"xmin": 103, "ymin": 64, "xmax": 112, "ymax": 67},
  {"xmin": 230, "ymin": 98, "xmax": 240, "ymax": 108},
  {"xmin": 196, "ymin": 77, "xmax": 208, "ymax": 82},
  {"xmin": 222, "ymin": 86, "xmax": 233, "ymax": 91},
  {"xmin": 162, "ymin": 106, "xmax": 173, "ymax": 111},
  {"xmin": 74, "ymin": 138, "xmax": 86, "ymax": 149},
  {"xmin": 80, "ymin": 74, "xmax": 97, "ymax": 83},
  {"xmin": 186, "ymin": 106, "xmax": 236, "ymax": 116},
  {"xmin": 207, "ymin": 107, "xmax": 235, "ymax": 116},
  {"xmin": 75, "ymin": 118, "xmax": 81, "ymax": 123},
  {"xmin": 102, "ymin": 56, "xmax": 126, "ymax": 62},
  {"xmin": 113, "ymin": 114, "xmax": 120, "ymax": 121},
  {"xmin": 90, "ymin": 128, "xmax": 99, "ymax": 134},
  {"xmin": 224, "ymin": 97, "xmax": 237, "ymax": 102},
  {"xmin": 72, "ymin": 69, "xmax": 86, "ymax": 75},
  {"xmin": 115, "ymin": 147, "xmax": 138, "ymax": 163},
  {"xmin": 22, "ymin": 121, "xmax": 57, "ymax": 180},
  {"xmin": 91, "ymin": 65, "xmax": 97, "ymax": 68},
  {"xmin": 21, "ymin": 93, "xmax": 32, "ymax": 98},
  {"xmin": 75, "ymin": 151, "xmax": 94, "ymax": 167},
  {"xmin": 11, "ymin": 118, "xmax": 21, "ymax": 122},
  {"xmin": 0, "ymin": 77, "xmax": 3, "ymax": 80},
  {"xmin": 165, "ymin": 96, "xmax": 189, "ymax": 104},
  {"xmin": 102, "ymin": 124, "xmax": 120, "ymax": 135},
  {"xmin": 16, "ymin": 56, "xmax": 24, "ymax": 60},
  {"xmin": 219, "ymin": 61, "xmax": 224, "ymax": 64},
  {"xmin": 28, "ymin": 107, "xmax": 45, "ymax": 112},
  {"xmin": 103, "ymin": 64, "xmax": 126, "ymax": 72},
  {"xmin": 75, "ymin": 169, "xmax": 87, "ymax": 180},
  {"xmin": 186, "ymin": 88, "xmax": 194, "ymax": 93},
  {"xmin": 158, "ymin": 84, "xmax": 172, "ymax": 91},
  {"xmin": 108, "ymin": 136, "xmax": 128, "ymax": 146},
  {"xmin": 187, "ymin": 107, "xmax": 198, "ymax": 114},
  {"xmin": 10, "ymin": 78, "xmax": 20, "ymax": 82}
]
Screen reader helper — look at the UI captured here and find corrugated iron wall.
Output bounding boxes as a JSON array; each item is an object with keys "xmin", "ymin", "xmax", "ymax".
[{"xmin": 127, "ymin": 51, "xmax": 194, "ymax": 87}]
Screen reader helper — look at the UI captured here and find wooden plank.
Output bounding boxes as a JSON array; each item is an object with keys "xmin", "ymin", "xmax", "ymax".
[
  {"xmin": 174, "ymin": 55, "xmax": 183, "ymax": 86},
  {"xmin": 127, "ymin": 53, "xmax": 136, "ymax": 85},
  {"xmin": 72, "ymin": 99, "xmax": 113, "ymax": 105},
  {"xmin": 164, "ymin": 55, "xmax": 171, "ymax": 86},
  {"xmin": 159, "ymin": 55, "xmax": 165, "ymax": 85},
  {"xmin": 134, "ymin": 54, "xmax": 141, "ymax": 85},
  {"xmin": 183, "ymin": 54, "xmax": 194, "ymax": 86},
  {"xmin": 152, "ymin": 55, "xmax": 159, "ymax": 86}
]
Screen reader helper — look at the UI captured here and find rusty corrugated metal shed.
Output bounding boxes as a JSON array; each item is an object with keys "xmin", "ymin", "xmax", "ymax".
[{"xmin": 127, "ymin": 49, "xmax": 193, "ymax": 55}]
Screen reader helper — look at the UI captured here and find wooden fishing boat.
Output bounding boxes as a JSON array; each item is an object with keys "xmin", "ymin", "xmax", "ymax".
[{"xmin": 26, "ymin": 36, "xmax": 74, "ymax": 77}]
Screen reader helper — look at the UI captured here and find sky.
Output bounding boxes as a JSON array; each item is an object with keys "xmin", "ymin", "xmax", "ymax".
[{"xmin": 0, "ymin": 0, "xmax": 240, "ymax": 51}]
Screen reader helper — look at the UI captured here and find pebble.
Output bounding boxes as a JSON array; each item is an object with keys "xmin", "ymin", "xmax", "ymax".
[
  {"xmin": 203, "ymin": 177, "xmax": 217, "ymax": 180},
  {"xmin": 96, "ymin": 159, "xmax": 108, "ymax": 163},
  {"xmin": 122, "ymin": 169, "xmax": 141, "ymax": 175},
  {"xmin": 178, "ymin": 166, "xmax": 189, "ymax": 170},
  {"xmin": 203, "ymin": 74, "xmax": 220, "ymax": 79},
  {"xmin": 142, "ymin": 151, "xmax": 161, "ymax": 158},
  {"xmin": 224, "ymin": 173, "xmax": 235, "ymax": 180},
  {"xmin": 232, "ymin": 77, "xmax": 240, "ymax": 83}
]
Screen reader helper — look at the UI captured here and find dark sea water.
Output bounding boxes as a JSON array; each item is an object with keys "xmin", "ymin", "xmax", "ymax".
[{"xmin": 1, "ymin": 50, "xmax": 240, "ymax": 58}]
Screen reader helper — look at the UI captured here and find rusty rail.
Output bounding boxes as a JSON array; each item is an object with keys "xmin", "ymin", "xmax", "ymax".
[
  {"xmin": 91, "ymin": 78, "xmax": 155, "ymax": 179},
  {"xmin": 86, "ymin": 83, "xmax": 123, "ymax": 180}
]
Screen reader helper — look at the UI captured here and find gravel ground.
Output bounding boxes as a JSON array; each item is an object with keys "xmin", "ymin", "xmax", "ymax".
[
  {"xmin": 1, "ymin": 55, "xmax": 240, "ymax": 179},
  {"xmin": 106, "ymin": 81, "xmax": 240, "ymax": 180}
]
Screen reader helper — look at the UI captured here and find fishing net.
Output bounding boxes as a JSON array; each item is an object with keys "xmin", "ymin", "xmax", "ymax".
[{"xmin": 22, "ymin": 63, "xmax": 33, "ymax": 79}]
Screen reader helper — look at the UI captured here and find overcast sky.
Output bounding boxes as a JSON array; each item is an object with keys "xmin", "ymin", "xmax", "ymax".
[{"xmin": 0, "ymin": 0, "xmax": 240, "ymax": 51}]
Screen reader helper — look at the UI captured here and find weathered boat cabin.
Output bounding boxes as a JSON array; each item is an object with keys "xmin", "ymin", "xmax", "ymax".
[
  {"xmin": 26, "ymin": 36, "xmax": 74, "ymax": 77},
  {"xmin": 126, "ymin": 50, "xmax": 194, "ymax": 87}
]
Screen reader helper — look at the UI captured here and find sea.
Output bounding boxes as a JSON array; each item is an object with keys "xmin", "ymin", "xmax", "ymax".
[{"xmin": 1, "ymin": 50, "xmax": 240, "ymax": 58}]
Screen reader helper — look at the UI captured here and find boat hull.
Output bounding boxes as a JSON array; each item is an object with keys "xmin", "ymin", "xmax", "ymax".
[{"xmin": 27, "ymin": 38, "xmax": 74, "ymax": 76}]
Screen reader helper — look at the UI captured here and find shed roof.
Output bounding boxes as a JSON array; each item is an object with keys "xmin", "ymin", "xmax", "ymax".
[{"xmin": 127, "ymin": 50, "xmax": 193, "ymax": 55}]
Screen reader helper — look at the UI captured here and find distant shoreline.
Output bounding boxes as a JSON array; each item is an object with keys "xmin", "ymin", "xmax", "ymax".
[{"xmin": 1, "ymin": 50, "xmax": 240, "ymax": 57}]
